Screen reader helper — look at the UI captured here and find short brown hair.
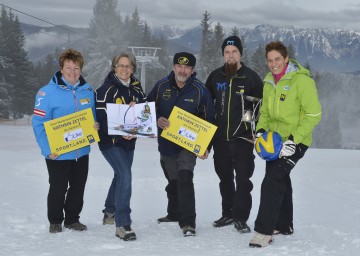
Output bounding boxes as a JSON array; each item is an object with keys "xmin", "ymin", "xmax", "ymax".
[
  {"xmin": 265, "ymin": 41, "xmax": 288, "ymax": 59},
  {"xmin": 59, "ymin": 48, "xmax": 84, "ymax": 70}
]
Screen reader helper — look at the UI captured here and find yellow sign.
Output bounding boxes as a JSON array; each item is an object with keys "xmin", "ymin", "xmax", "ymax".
[
  {"xmin": 44, "ymin": 108, "xmax": 99, "ymax": 155},
  {"xmin": 161, "ymin": 106, "xmax": 217, "ymax": 156}
]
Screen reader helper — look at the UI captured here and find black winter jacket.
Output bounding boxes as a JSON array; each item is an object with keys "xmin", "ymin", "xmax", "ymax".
[
  {"xmin": 205, "ymin": 63, "xmax": 263, "ymax": 141},
  {"xmin": 95, "ymin": 71, "xmax": 146, "ymax": 151}
]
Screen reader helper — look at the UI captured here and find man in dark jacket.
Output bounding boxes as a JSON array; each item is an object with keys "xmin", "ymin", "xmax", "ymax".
[
  {"xmin": 205, "ymin": 36, "xmax": 263, "ymax": 233},
  {"xmin": 147, "ymin": 52, "xmax": 215, "ymax": 237}
]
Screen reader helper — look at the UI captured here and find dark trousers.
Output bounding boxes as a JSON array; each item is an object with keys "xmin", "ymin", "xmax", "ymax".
[
  {"xmin": 160, "ymin": 160, "xmax": 178, "ymax": 220},
  {"xmin": 213, "ymin": 138, "xmax": 255, "ymax": 222},
  {"xmin": 254, "ymin": 144, "xmax": 308, "ymax": 235},
  {"xmin": 45, "ymin": 155, "xmax": 89, "ymax": 225},
  {"xmin": 160, "ymin": 150, "xmax": 197, "ymax": 228}
]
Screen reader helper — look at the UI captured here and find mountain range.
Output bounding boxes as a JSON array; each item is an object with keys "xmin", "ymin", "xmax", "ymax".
[{"xmin": 21, "ymin": 23, "xmax": 360, "ymax": 73}]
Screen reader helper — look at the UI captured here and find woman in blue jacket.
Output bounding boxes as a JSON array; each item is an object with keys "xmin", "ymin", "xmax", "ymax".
[
  {"xmin": 32, "ymin": 49, "xmax": 98, "ymax": 233},
  {"xmin": 95, "ymin": 52, "xmax": 146, "ymax": 241}
]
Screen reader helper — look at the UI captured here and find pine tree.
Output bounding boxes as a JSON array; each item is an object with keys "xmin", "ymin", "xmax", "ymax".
[
  {"xmin": 0, "ymin": 8, "xmax": 34, "ymax": 118},
  {"xmin": 84, "ymin": 0, "xmax": 124, "ymax": 88},
  {"xmin": 240, "ymin": 36, "xmax": 251, "ymax": 67},
  {"xmin": 207, "ymin": 22, "xmax": 224, "ymax": 73},
  {"xmin": 9, "ymin": 14, "xmax": 34, "ymax": 118},
  {"xmin": 128, "ymin": 7, "xmax": 143, "ymax": 46},
  {"xmin": 230, "ymin": 26, "xmax": 240, "ymax": 37},
  {"xmin": 198, "ymin": 11, "xmax": 213, "ymax": 81},
  {"xmin": 287, "ymin": 43, "xmax": 296, "ymax": 59},
  {"xmin": 251, "ymin": 43, "xmax": 268, "ymax": 79},
  {"xmin": 142, "ymin": 22, "xmax": 152, "ymax": 45},
  {"xmin": 0, "ymin": 8, "xmax": 12, "ymax": 118}
]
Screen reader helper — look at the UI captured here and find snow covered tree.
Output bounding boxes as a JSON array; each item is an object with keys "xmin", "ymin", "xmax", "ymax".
[
  {"xmin": 206, "ymin": 22, "xmax": 225, "ymax": 73},
  {"xmin": 240, "ymin": 36, "xmax": 251, "ymax": 68},
  {"xmin": 0, "ymin": 7, "xmax": 34, "ymax": 119},
  {"xmin": 0, "ymin": 9, "xmax": 12, "ymax": 118},
  {"xmin": 251, "ymin": 43, "xmax": 268, "ymax": 79},
  {"xmin": 287, "ymin": 43, "xmax": 296, "ymax": 59},
  {"xmin": 83, "ymin": 0, "xmax": 124, "ymax": 88},
  {"xmin": 230, "ymin": 26, "xmax": 240, "ymax": 37},
  {"xmin": 198, "ymin": 11, "xmax": 213, "ymax": 81}
]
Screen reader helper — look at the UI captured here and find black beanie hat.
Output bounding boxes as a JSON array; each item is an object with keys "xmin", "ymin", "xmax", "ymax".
[
  {"xmin": 221, "ymin": 36, "xmax": 243, "ymax": 55},
  {"xmin": 173, "ymin": 52, "xmax": 196, "ymax": 67}
]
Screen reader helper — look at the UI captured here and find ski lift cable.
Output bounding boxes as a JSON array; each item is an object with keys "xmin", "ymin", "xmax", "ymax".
[{"xmin": 0, "ymin": 3, "xmax": 92, "ymax": 40}]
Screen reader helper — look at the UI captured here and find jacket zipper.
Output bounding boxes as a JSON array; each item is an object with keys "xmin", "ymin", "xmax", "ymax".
[
  {"xmin": 72, "ymin": 90, "xmax": 79, "ymax": 160},
  {"xmin": 226, "ymin": 79, "xmax": 232, "ymax": 141}
]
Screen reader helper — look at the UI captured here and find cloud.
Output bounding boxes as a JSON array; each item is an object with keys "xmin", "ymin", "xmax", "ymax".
[{"xmin": 2, "ymin": 0, "xmax": 360, "ymax": 32}]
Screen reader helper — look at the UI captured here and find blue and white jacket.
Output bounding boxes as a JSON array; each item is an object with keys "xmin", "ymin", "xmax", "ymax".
[
  {"xmin": 32, "ymin": 71, "xmax": 96, "ymax": 160},
  {"xmin": 147, "ymin": 71, "xmax": 215, "ymax": 156}
]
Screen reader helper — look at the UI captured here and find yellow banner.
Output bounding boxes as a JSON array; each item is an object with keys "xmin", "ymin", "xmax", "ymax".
[
  {"xmin": 44, "ymin": 108, "xmax": 99, "ymax": 155},
  {"xmin": 161, "ymin": 106, "xmax": 217, "ymax": 156}
]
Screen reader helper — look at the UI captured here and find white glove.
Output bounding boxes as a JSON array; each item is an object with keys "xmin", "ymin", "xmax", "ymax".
[
  {"xmin": 280, "ymin": 140, "xmax": 296, "ymax": 157},
  {"xmin": 254, "ymin": 129, "xmax": 265, "ymax": 144}
]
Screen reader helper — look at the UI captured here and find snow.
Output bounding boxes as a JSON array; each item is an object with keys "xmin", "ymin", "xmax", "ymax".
[{"xmin": 1, "ymin": 124, "xmax": 359, "ymax": 256}]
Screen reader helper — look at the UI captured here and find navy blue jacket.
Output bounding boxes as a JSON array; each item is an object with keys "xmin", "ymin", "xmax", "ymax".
[
  {"xmin": 147, "ymin": 71, "xmax": 215, "ymax": 156},
  {"xmin": 95, "ymin": 71, "xmax": 146, "ymax": 151}
]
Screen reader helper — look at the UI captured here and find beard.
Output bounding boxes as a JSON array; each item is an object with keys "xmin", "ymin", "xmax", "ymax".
[
  {"xmin": 175, "ymin": 73, "xmax": 189, "ymax": 83},
  {"xmin": 225, "ymin": 62, "xmax": 238, "ymax": 80}
]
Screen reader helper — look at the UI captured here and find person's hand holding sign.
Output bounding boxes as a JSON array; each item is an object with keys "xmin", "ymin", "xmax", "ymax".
[{"xmin": 158, "ymin": 117, "xmax": 170, "ymax": 130}]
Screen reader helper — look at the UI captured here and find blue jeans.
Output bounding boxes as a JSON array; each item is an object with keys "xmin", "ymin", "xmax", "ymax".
[{"xmin": 101, "ymin": 147, "xmax": 134, "ymax": 227}]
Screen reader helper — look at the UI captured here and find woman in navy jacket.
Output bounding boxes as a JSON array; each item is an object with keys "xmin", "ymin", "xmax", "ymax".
[{"xmin": 95, "ymin": 52, "xmax": 146, "ymax": 241}]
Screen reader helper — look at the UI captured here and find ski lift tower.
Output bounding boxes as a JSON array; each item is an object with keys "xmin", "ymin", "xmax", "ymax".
[{"xmin": 128, "ymin": 46, "xmax": 162, "ymax": 92}]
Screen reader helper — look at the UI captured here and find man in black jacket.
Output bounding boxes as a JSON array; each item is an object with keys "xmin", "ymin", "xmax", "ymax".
[
  {"xmin": 147, "ymin": 52, "xmax": 215, "ymax": 236},
  {"xmin": 205, "ymin": 36, "xmax": 263, "ymax": 233}
]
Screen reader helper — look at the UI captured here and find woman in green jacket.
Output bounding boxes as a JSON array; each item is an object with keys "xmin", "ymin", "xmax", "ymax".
[{"xmin": 249, "ymin": 41, "xmax": 322, "ymax": 248}]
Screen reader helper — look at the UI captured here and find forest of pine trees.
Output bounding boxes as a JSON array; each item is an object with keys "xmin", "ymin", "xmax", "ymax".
[{"xmin": 0, "ymin": 0, "xmax": 359, "ymax": 149}]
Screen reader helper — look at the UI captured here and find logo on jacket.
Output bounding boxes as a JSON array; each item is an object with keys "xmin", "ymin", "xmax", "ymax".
[
  {"xmin": 162, "ymin": 92, "xmax": 171, "ymax": 100},
  {"xmin": 80, "ymin": 98, "xmax": 90, "ymax": 105},
  {"xmin": 35, "ymin": 98, "xmax": 44, "ymax": 107},
  {"xmin": 216, "ymin": 82, "xmax": 227, "ymax": 91},
  {"xmin": 280, "ymin": 94, "xmax": 286, "ymax": 101},
  {"xmin": 37, "ymin": 91, "xmax": 46, "ymax": 96},
  {"xmin": 235, "ymin": 87, "xmax": 245, "ymax": 95},
  {"xmin": 116, "ymin": 98, "xmax": 123, "ymax": 104},
  {"xmin": 283, "ymin": 86, "xmax": 290, "ymax": 91},
  {"xmin": 184, "ymin": 98, "xmax": 194, "ymax": 103}
]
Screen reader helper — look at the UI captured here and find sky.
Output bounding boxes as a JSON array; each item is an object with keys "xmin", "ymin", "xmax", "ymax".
[
  {"xmin": 1, "ymin": 121, "xmax": 360, "ymax": 255},
  {"xmin": 1, "ymin": 0, "xmax": 360, "ymax": 32}
]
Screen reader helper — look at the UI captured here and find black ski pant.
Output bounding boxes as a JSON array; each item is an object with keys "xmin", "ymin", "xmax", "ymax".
[
  {"xmin": 160, "ymin": 159, "xmax": 178, "ymax": 220},
  {"xmin": 45, "ymin": 155, "xmax": 89, "ymax": 225},
  {"xmin": 254, "ymin": 144, "xmax": 308, "ymax": 235},
  {"xmin": 160, "ymin": 150, "xmax": 197, "ymax": 228},
  {"xmin": 213, "ymin": 138, "xmax": 255, "ymax": 222}
]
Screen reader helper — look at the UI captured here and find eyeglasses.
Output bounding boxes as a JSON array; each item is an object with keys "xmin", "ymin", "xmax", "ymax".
[{"xmin": 115, "ymin": 64, "xmax": 133, "ymax": 69}]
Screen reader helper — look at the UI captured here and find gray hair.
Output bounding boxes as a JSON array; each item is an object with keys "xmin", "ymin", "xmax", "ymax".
[{"xmin": 111, "ymin": 52, "xmax": 137, "ymax": 73}]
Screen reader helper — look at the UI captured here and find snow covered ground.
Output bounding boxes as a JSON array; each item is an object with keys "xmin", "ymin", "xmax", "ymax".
[{"xmin": 0, "ymin": 124, "xmax": 359, "ymax": 256}]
